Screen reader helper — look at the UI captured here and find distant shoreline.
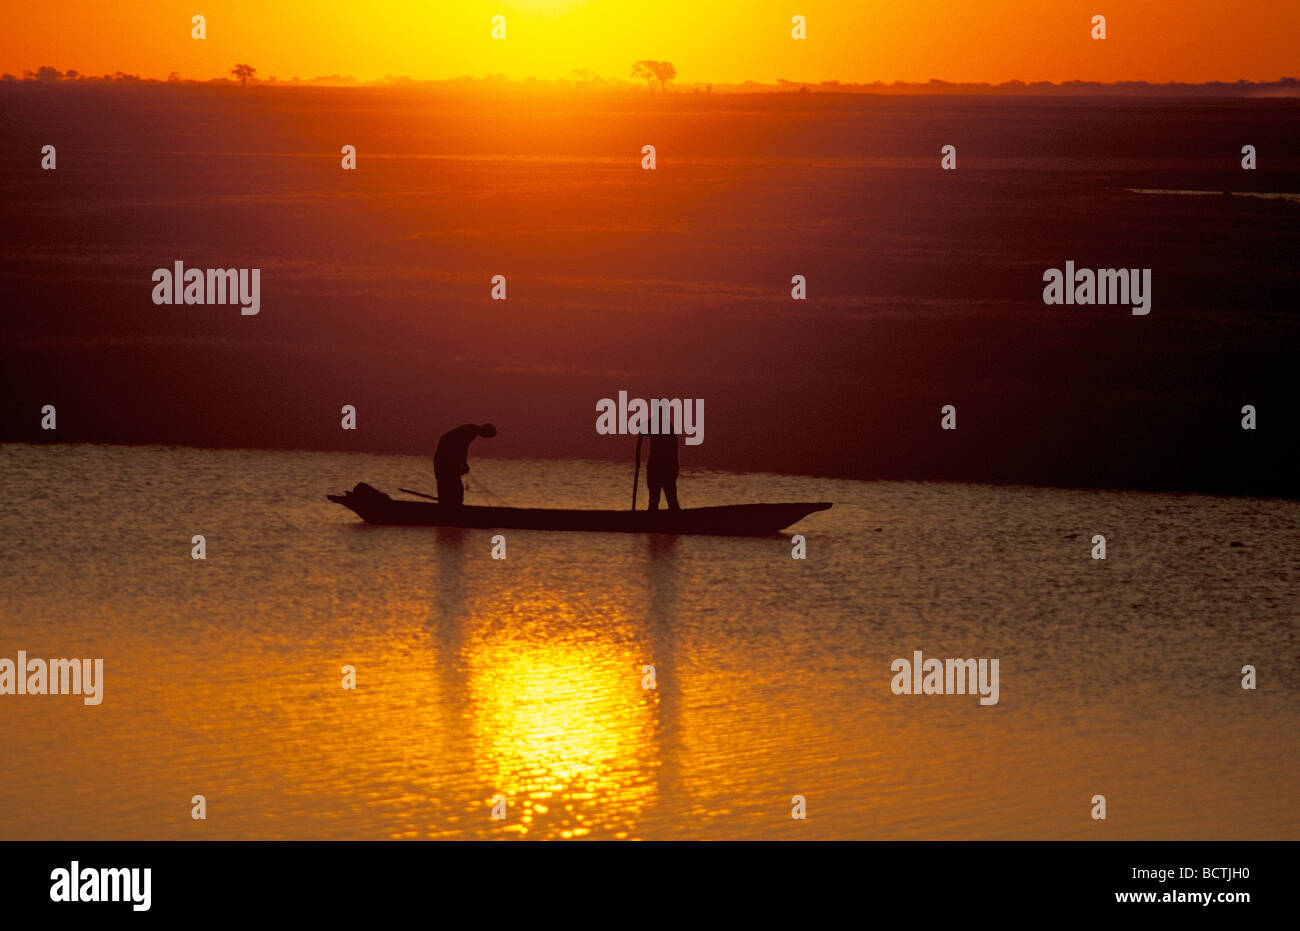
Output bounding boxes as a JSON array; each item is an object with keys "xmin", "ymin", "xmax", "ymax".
[
  {"xmin": 5, "ymin": 441, "xmax": 1297, "ymax": 501},
  {"xmin": 3, "ymin": 74, "xmax": 1300, "ymax": 98}
]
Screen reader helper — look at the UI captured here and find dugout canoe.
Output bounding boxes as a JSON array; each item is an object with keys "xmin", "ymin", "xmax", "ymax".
[{"xmin": 327, "ymin": 483, "xmax": 830, "ymax": 536}]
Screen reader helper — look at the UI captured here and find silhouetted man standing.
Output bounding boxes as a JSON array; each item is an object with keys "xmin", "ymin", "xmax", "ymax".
[
  {"xmin": 435, "ymin": 423, "xmax": 496, "ymax": 507},
  {"xmin": 637, "ymin": 429, "xmax": 680, "ymax": 511}
]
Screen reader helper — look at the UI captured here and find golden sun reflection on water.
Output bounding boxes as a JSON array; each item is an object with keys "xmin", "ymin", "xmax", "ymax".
[{"xmin": 462, "ymin": 597, "xmax": 659, "ymax": 839}]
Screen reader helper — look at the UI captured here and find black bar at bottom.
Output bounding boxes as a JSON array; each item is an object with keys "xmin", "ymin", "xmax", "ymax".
[{"xmin": 0, "ymin": 841, "xmax": 1289, "ymax": 918}]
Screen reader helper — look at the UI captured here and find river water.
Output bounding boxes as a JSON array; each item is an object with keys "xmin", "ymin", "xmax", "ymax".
[{"xmin": 1, "ymin": 443, "xmax": 1296, "ymax": 838}]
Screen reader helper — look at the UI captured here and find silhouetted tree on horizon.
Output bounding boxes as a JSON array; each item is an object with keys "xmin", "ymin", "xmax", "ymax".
[
  {"xmin": 230, "ymin": 64, "xmax": 256, "ymax": 87},
  {"xmin": 24, "ymin": 66, "xmax": 64, "ymax": 83},
  {"xmin": 631, "ymin": 60, "xmax": 676, "ymax": 92}
]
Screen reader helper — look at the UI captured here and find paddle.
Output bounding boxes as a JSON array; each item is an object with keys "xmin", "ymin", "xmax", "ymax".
[{"xmin": 398, "ymin": 487, "xmax": 438, "ymax": 501}]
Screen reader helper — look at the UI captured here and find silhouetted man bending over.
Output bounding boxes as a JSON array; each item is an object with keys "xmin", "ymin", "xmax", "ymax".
[
  {"xmin": 435, "ymin": 423, "xmax": 496, "ymax": 507},
  {"xmin": 637, "ymin": 429, "xmax": 680, "ymax": 511}
]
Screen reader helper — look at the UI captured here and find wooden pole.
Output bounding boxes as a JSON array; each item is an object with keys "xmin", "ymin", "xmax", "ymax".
[{"xmin": 632, "ymin": 434, "xmax": 642, "ymax": 511}]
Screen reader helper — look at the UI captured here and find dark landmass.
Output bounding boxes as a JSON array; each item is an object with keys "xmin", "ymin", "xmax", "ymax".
[
  {"xmin": 5, "ymin": 67, "xmax": 1300, "ymax": 97},
  {"xmin": 2, "ymin": 84, "xmax": 1297, "ymax": 496}
]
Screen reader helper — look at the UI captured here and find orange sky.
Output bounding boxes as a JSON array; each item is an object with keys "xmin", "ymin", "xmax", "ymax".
[{"xmin": 3, "ymin": 1, "xmax": 1298, "ymax": 85}]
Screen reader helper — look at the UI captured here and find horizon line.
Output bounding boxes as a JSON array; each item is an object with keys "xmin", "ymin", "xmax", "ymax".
[{"xmin": 6, "ymin": 69, "xmax": 1300, "ymax": 97}]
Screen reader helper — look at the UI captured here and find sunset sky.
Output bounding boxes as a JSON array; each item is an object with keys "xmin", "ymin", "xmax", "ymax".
[{"xmin": 4, "ymin": 0, "xmax": 1298, "ymax": 85}]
